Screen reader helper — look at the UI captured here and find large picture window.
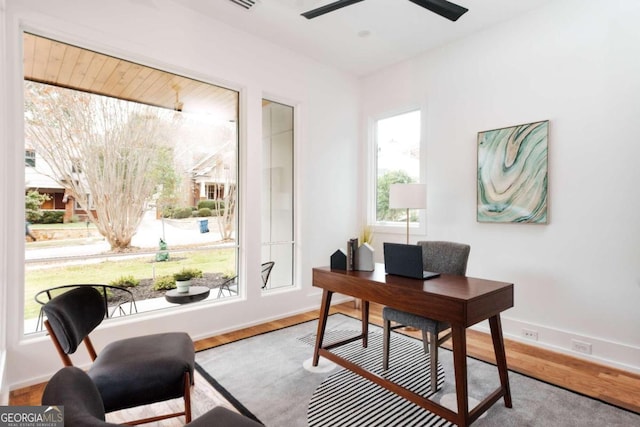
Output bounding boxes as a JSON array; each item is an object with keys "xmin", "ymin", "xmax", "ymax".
[
  {"xmin": 23, "ymin": 33, "xmax": 239, "ymax": 335},
  {"xmin": 372, "ymin": 109, "xmax": 423, "ymax": 227}
]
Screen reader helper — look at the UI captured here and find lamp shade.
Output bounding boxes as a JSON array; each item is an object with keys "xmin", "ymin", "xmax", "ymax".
[{"xmin": 389, "ymin": 183, "xmax": 426, "ymax": 209}]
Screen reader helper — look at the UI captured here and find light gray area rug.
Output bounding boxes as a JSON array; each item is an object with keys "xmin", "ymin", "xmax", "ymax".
[{"xmin": 195, "ymin": 314, "xmax": 640, "ymax": 426}]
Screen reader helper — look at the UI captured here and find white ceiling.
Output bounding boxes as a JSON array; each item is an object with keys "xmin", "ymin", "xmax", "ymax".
[{"xmin": 175, "ymin": 0, "xmax": 554, "ymax": 76}]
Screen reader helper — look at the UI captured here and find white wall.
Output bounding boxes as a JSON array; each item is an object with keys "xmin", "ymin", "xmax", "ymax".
[
  {"xmin": 361, "ymin": 0, "xmax": 640, "ymax": 371},
  {"xmin": 1, "ymin": 0, "xmax": 359, "ymax": 389}
]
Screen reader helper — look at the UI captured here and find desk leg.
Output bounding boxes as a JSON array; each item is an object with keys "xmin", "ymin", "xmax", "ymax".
[
  {"xmin": 489, "ymin": 314, "xmax": 512, "ymax": 408},
  {"xmin": 451, "ymin": 325, "xmax": 469, "ymax": 427},
  {"xmin": 361, "ymin": 300, "xmax": 369, "ymax": 348},
  {"xmin": 313, "ymin": 289, "xmax": 333, "ymax": 366}
]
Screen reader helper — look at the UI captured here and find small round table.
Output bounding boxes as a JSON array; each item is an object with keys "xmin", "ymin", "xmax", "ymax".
[{"xmin": 165, "ymin": 286, "xmax": 210, "ymax": 304}]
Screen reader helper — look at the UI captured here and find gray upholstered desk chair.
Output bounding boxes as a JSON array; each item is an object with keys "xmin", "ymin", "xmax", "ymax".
[
  {"xmin": 42, "ymin": 366, "xmax": 263, "ymax": 427},
  {"xmin": 382, "ymin": 240, "xmax": 471, "ymax": 392}
]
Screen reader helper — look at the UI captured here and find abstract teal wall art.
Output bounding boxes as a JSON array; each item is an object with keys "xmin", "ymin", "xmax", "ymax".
[{"xmin": 477, "ymin": 120, "xmax": 548, "ymax": 224}]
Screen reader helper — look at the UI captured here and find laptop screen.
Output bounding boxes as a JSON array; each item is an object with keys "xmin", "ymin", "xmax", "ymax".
[{"xmin": 383, "ymin": 243, "xmax": 440, "ymax": 280}]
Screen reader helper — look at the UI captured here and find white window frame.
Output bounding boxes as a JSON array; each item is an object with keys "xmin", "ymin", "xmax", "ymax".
[
  {"xmin": 366, "ymin": 107, "xmax": 426, "ymax": 236},
  {"xmin": 261, "ymin": 98, "xmax": 295, "ymax": 291},
  {"xmin": 20, "ymin": 31, "xmax": 242, "ymax": 336}
]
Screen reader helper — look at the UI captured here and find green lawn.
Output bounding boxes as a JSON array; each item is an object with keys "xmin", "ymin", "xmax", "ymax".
[{"xmin": 24, "ymin": 247, "xmax": 235, "ymax": 319}]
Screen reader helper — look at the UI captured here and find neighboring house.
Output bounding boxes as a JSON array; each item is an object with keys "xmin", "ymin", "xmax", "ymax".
[
  {"xmin": 24, "ymin": 147, "xmax": 66, "ymax": 213},
  {"xmin": 24, "ymin": 147, "xmax": 93, "ymax": 222},
  {"xmin": 188, "ymin": 141, "xmax": 237, "ymax": 207},
  {"xmin": 26, "ymin": 143, "xmax": 233, "ymax": 223}
]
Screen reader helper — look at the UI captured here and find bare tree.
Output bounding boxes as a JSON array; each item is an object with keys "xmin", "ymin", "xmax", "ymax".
[
  {"xmin": 24, "ymin": 81, "xmax": 176, "ymax": 251},
  {"xmin": 219, "ymin": 183, "xmax": 236, "ymax": 241},
  {"xmin": 207, "ymin": 152, "xmax": 236, "ymax": 241}
]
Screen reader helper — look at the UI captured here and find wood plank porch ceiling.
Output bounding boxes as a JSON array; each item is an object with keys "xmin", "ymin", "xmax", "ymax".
[{"xmin": 23, "ymin": 33, "xmax": 238, "ymax": 121}]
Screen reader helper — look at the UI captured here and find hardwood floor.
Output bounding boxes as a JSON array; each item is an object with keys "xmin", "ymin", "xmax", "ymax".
[{"xmin": 10, "ymin": 302, "xmax": 640, "ymax": 422}]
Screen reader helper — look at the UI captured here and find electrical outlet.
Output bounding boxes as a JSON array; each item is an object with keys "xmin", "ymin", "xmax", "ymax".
[
  {"xmin": 522, "ymin": 328, "xmax": 538, "ymax": 341},
  {"xmin": 571, "ymin": 339, "xmax": 592, "ymax": 355}
]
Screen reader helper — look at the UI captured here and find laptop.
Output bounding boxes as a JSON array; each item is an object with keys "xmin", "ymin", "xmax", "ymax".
[{"xmin": 383, "ymin": 243, "xmax": 440, "ymax": 280}]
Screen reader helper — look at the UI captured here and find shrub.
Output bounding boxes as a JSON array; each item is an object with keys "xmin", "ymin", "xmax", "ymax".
[
  {"xmin": 95, "ymin": 286, "xmax": 113, "ymax": 299},
  {"xmin": 66, "ymin": 214, "xmax": 81, "ymax": 223},
  {"xmin": 197, "ymin": 200, "xmax": 217, "ymax": 210},
  {"xmin": 110, "ymin": 275, "xmax": 139, "ymax": 288},
  {"xmin": 33, "ymin": 210, "xmax": 64, "ymax": 224},
  {"xmin": 172, "ymin": 207, "xmax": 193, "ymax": 219},
  {"xmin": 153, "ymin": 275, "xmax": 176, "ymax": 291},
  {"xmin": 196, "ymin": 207, "xmax": 212, "ymax": 217},
  {"xmin": 222, "ymin": 269, "xmax": 236, "ymax": 280},
  {"xmin": 173, "ymin": 268, "xmax": 203, "ymax": 281},
  {"xmin": 161, "ymin": 206, "xmax": 175, "ymax": 218}
]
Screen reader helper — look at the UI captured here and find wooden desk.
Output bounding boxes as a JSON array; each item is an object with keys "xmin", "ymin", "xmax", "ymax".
[{"xmin": 312, "ymin": 264, "xmax": 513, "ymax": 427}]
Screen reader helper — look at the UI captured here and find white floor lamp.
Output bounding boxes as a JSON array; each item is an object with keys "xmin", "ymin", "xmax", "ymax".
[{"xmin": 389, "ymin": 183, "xmax": 426, "ymax": 244}]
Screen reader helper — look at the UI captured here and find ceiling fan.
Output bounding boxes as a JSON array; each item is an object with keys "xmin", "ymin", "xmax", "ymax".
[{"xmin": 302, "ymin": 0, "xmax": 468, "ymax": 22}]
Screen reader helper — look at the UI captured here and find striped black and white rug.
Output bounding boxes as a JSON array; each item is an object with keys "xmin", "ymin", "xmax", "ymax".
[{"xmin": 299, "ymin": 330, "xmax": 453, "ymax": 427}]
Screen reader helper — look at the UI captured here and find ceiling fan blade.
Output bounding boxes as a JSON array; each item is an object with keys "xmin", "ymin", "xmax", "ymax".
[
  {"xmin": 407, "ymin": 0, "xmax": 468, "ymax": 22},
  {"xmin": 302, "ymin": 0, "xmax": 366, "ymax": 19}
]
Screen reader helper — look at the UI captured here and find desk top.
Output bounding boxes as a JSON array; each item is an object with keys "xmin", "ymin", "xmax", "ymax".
[{"xmin": 313, "ymin": 263, "xmax": 513, "ymax": 326}]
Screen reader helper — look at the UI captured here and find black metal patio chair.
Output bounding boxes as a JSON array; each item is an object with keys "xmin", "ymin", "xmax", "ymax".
[
  {"xmin": 217, "ymin": 261, "xmax": 275, "ymax": 298},
  {"xmin": 34, "ymin": 284, "xmax": 137, "ymax": 332}
]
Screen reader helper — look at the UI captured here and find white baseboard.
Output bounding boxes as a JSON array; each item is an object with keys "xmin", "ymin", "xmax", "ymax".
[
  {"xmin": 472, "ymin": 317, "xmax": 640, "ymax": 374},
  {"xmin": 9, "ymin": 293, "xmax": 354, "ymax": 393},
  {"xmin": 190, "ymin": 293, "xmax": 353, "ymax": 343}
]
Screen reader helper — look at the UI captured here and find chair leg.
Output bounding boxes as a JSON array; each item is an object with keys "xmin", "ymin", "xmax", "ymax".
[
  {"xmin": 36, "ymin": 307, "xmax": 45, "ymax": 332},
  {"xmin": 421, "ymin": 329, "xmax": 429, "ymax": 354},
  {"xmin": 184, "ymin": 371, "xmax": 192, "ymax": 423},
  {"xmin": 217, "ymin": 285, "xmax": 227, "ymax": 298},
  {"xmin": 382, "ymin": 319, "xmax": 391, "ymax": 370},
  {"xmin": 429, "ymin": 333, "xmax": 438, "ymax": 393},
  {"xmin": 44, "ymin": 320, "xmax": 74, "ymax": 367}
]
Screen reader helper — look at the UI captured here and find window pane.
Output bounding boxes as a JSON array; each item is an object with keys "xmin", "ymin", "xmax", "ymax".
[
  {"xmin": 25, "ymin": 149, "xmax": 36, "ymax": 167},
  {"xmin": 375, "ymin": 110, "xmax": 421, "ymax": 223},
  {"xmin": 262, "ymin": 100, "xmax": 294, "ymax": 290},
  {"xmin": 23, "ymin": 33, "xmax": 240, "ymax": 334}
]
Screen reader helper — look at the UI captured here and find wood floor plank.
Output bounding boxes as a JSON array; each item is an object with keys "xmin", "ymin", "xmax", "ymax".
[{"xmin": 9, "ymin": 301, "xmax": 640, "ymax": 421}]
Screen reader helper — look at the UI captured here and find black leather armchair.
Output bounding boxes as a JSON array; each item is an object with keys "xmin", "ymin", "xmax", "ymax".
[
  {"xmin": 42, "ymin": 366, "xmax": 263, "ymax": 426},
  {"xmin": 42, "ymin": 286, "xmax": 195, "ymax": 424}
]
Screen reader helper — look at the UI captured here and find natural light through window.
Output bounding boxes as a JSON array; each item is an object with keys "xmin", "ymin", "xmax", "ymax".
[
  {"xmin": 374, "ymin": 110, "xmax": 421, "ymax": 224},
  {"xmin": 261, "ymin": 100, "xmax": 294, "ymax": 290},
  {"xmin": 23, "ymin": 33, "xmax": 239, "ymax": 335}
]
